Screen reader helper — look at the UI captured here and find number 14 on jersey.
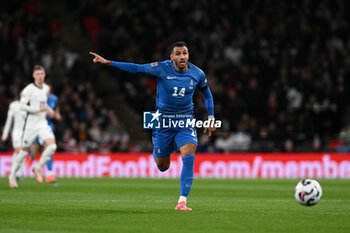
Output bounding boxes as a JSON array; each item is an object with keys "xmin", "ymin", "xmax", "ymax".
[{"xmin": 172, "ymin": 87, "xmax": 186, "ymax": 97}]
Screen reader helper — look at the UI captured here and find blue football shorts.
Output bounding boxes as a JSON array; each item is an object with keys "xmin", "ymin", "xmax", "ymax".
[{"xmin": 152, "ymin": 126, "xmax": 198, "ymax": 158}]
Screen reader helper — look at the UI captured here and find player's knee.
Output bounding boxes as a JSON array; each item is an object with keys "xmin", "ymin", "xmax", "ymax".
[
  {"xmin": 47, "ymin": 143, "xmax": 57, "ymax": 152},
  {"xmin": 158, "ymin": 167, "xmax": 169, "ymax": 172},
  {"xmin": 180, "ymin": 143, "xmax": 196, "ymax": 157},
  {"xmin": 157, "ymin": 162, "xmax": 170, "ymax": 172},
  {"xmin": 22, "ymin": 147, "xmax": 30, "ymax": 152},
  {"xmin": 14, "ymin": 148, "xmax": 21, "ymax": 153}
]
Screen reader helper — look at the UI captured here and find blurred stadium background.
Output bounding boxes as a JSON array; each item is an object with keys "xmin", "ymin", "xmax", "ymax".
[{"xmin": 1, "ymin": 0, "xmax": 350, "ymax": 153}]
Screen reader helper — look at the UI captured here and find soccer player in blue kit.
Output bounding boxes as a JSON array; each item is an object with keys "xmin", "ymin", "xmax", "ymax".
[{"xmin": 89, "ymin": 42, "xmax": 215, "ymax": 210}]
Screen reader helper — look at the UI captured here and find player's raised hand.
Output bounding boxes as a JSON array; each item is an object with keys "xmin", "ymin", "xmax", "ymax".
[
  {"xmin": 54, "ymin": 112, "xmax": 62, "ymax": 121},
  {"xmin": 46, "ymin": 107, "xmax": 55, "ymax": 118},
  {"xmin": 204, "ymin": 119, "xmax": 216, "ymax": 137},
  {"xmin": 89, "ymin": 52, "xmax": 110, "ymax": 65},
  {"xmin": 39, "ymin": 105, "xmax": 47, "ymax": 112}
]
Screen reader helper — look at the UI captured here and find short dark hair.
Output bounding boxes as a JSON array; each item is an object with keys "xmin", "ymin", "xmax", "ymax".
[{"xmin": 170, "ymin": 41, "xmax": 188, "ymax": 54}]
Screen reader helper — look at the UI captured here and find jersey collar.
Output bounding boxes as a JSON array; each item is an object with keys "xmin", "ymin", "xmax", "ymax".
[{"xmin": 33, "ymin": 82, "xmax": 43, "ymax": 89}]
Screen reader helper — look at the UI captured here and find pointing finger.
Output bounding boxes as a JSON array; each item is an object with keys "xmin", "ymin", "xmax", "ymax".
[{"xmin": 89, "ymin": 52, "xmax": 97, "ymax": 56}]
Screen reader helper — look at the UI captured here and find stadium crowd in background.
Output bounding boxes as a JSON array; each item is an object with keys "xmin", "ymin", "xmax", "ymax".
[
  {"xmin": 1, "ymin": 0, "xmax": 350, "ymax": 153},
  {"xmin": 69, "ymin": 0, "xmax": 350, "ymax": 152}
]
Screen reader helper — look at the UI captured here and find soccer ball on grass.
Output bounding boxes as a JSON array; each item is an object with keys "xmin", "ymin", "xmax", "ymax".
[{"xmin": 294, "ymin": 179, "xmax": 322, "ymax": 206}]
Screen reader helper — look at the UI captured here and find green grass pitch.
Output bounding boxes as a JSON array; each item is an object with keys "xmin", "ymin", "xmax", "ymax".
[{"xmin": 0, "ymin": 178, "xmax": 349, "ymax": 233}]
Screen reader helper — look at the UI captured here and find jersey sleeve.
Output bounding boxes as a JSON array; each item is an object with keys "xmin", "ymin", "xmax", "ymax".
[
  {"xmin": 197, "ymin": 70, "xmax": 207, "ymax": 89},
  {"xmin": 1, "ymin": 103, "xmax": 14, "ymax": 141},
  {"xmin": 20, "ymin": 86, "xmax": 31, "ymax": 105},
  {"xmin": 43, "ymin": 84, "xmax": 50, "ymax": 95},
  {"xmin": 197, "ymin": 70, "xmax": 214, "ymax": 117},
  {"xmin": 54, "ymin": 96, "xmax": 59, "ymax": 109},
  {"xmin": 111, "ymin": 61, "xmax": 164, "ymax": 78},
  {"xmin": 143, "ymin": 62, "xmax": 164, "ymax": 77},
  {"xmin": 201, "ymin": 87, "xmax": 215, "ymax": 117}
]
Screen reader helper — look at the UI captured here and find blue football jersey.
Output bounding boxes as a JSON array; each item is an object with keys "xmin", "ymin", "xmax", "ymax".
[
  {"xmin": 47, "ymin": 93, "xmax": 58, "ymax": 128},
  {"xmin": 143, "ymin": 60, "xmax": 207, "ymax": 115}
]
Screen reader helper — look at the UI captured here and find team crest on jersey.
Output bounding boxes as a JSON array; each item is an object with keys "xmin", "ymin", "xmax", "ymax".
[
  {"xmin": 189, "ymin": 79, "xmax": 194, "ymax": 89},
  {"xmin": 151, "ymin": 62, "xmax": 158, "ymax": 67}
]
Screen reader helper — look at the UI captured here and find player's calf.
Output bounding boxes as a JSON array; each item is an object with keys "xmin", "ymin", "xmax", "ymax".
[
  {"xmin": 9, "ymin": 150, "xmax": 28, "ymax": 181},
  {"xmin": 35, "ymin": 143, "xmax": 56, "ymax": 170}
]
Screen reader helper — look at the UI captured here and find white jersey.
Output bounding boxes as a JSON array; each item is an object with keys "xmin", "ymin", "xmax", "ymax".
[
  {"xmin": 20, "ymin": 83, "xmax": 50, "ymax": 130},
  {"xmin": 1, "ymin": 100, "xmax": 26, "ymax": 142}
]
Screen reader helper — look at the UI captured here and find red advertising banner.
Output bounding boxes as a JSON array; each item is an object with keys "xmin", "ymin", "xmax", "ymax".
[{"xmin": 0, "ymin": 153, "xmax": 349, "ymax": 178}]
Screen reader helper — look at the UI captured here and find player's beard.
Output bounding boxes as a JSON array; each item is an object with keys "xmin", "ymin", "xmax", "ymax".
[{"xmin": 177, "ymin": 60, "xmax": 187, "ymax": 71}]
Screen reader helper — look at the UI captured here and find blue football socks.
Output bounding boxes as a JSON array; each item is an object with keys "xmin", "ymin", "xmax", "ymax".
[
  {"xmin": 180, "ymin": 154, "xmax": 195, "ymax": 197},
  {"xmin": 29, "ymin": 150, "xmax": 34, "ymax": 160},
  {"xmin": 46, "ymin": 156, "xmax": 53, "ymax": 172}
]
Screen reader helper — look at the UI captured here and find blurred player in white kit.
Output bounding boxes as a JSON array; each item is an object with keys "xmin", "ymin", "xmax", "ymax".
[
  {"xmin": 2, "ymin": 93, "xmax": 27, "ymax": 182},
  {"xmin": 8, "ymin": 65, "xmax": 57, "ymax": 188}
]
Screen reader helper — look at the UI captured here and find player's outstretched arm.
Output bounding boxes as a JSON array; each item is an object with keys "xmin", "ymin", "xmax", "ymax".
[{"xmin": 89, "ymin": 51, "xmax": 152, "ymax": 74}]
